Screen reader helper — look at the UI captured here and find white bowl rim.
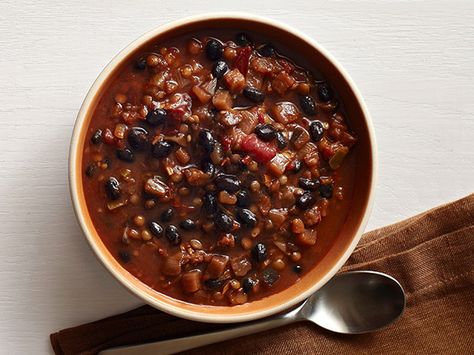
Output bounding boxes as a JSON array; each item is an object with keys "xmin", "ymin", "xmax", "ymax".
[{"xmin": 69, "ymin": 12, "xmax": 377, "ymax": 323}]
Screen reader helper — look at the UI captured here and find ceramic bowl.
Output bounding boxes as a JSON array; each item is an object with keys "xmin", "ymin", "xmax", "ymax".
[{"xmin": 69, "ymin": 13, "xmax": 377, "ymax": 323}]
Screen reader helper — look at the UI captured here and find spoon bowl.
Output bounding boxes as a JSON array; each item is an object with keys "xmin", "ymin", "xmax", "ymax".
[{"xmin": 305, "ymin": 271, "xmax": 406, "ymax": 334}]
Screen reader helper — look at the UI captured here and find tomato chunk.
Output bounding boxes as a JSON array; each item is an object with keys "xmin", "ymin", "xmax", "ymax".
[
  {"xmin": 241, "ymin": 134, "xmax": 276, "ymax": 163},
  {"xmin": 233, "ymin": 46, "xmax": 252, "ymax": 76}
]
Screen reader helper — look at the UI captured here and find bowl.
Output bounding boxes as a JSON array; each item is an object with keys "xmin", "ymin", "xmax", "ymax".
[{"xmin": 69, "ymin": 13, "xmax": 376, "ymax": 323}]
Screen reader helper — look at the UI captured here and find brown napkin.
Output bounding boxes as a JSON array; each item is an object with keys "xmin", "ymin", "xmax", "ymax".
[{"xmin": 51, "ymin": 194, "xmax": 474, "ymax": 355}]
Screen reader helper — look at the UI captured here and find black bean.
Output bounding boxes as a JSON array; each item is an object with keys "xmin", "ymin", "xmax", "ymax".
[
  {"xmin": 147, "ymin": 222, "xmax": 162, "ymax": 238},
  {"xmin": 255, "ymin": 124, "xmax": 276, "ymax": 141},
  {"xmin": 298, "ymin": 177, "xmax": 320, "ymax": 191},
  {"xmin": 105, "ymin": 177, "xmax": 121, "ymax": 200},
  {"xmin": 236, "ymin": 190, "xmax": 251, "ymax": 208},
  {"xmin": 214, "ymin": 211, "xmax": 234, "ymax": 232},
  {"xmin": 205, "ymin": 279, "xmax": 224, "ymax": 290},
  {"xmin": 309, "ymin": 120, "xmax": 324, "ymax": 142},
  {"xmin": 296, "ymin": 192, "xmax": 317, "ymax": 210},
  {"xmin": 118, "ymin": 250, "xmax": 130, "ymax": 263},
  {"xmin": 165, "ymin": 225, "xmax": 181, "ymax": 245},
  {"xmin": 202, "ymin": 161, "xmax": 216, "ymax": 177},
  {"xmin": 180, "ymin": 219, "xmax": 196, "ymax": 230},
  {"xmin": 215, "ymin": 174, "xmax": 241, "ymax": 193},
  {"xmin": 91, "ymin": 129, "xmax": 102, "ymax": 144},
  {"xmin": 198, "ymin": 129, "xmax": 216, "ymax": 153},
  {"xmin": 212, "ymin": 61, "xmax": 228, "ymax": 79},
  {"xmin": 276, "ymin": 132, "xmax": 288, "ymax": 149},
  {"xmin": 293, "ymin": 265, "xmax": 303, "ymax": 274},
  {"xmin": 262, "ymin": 268, "xmax": 280, "ymax": 287},
  {"xmin": 85, "ymin": 164, "xmax": 96, "ymax": 177},
  {"xmin": 116, "ymin": 148, "xmax": 134, "ymax": 162},
  {"xmin": 319, "ymin": 184, "xmax": 333, "ymax": 199},
  {"xmin": 243, "ymin": 86, "xmax": 265, "ymax": 103},
  {"xmin": 135, "ymin": 57, "xmax": 147, "ymax": 70},
  {"xmin": 318, "ymin": 83, "xmax": 333, "ymax": 102},
  {"xmin": 236, "ymin": 208, "xmax": 257, "ymax": 228},
  {"xmin": 146, "ymin": 108, "xmax": 168, "ymax": 126},
  {"xmin": 160, "ymin": 208, "xmax": 174, "ymax": 222},
  {"xmin": 252, "ymin": 243, "xmax": 267, "ymax": 262},
  {"xmin": 205, "ymin": 38, "xmax": 223, "ymax": 61},
  {"xmin": 300, "ymin": 95, "xmax": 317, "ymax": 116},
  {"xmin": 235, "ymin": 32, "xmax": 251, "ymax": 46},
  {"xmin": 127, "ymin": 127, "xmax": 149, "ymax": 151},
  {"xmin": 202, "ymin": 193, "xmax": 218, "ymax": 215},
  {"xmin": 258, "ymin": 43, "xmax": 275, "ymax": 57},
  {"xmin": 151, "ymin": 141, "xmax": 173, "ymax": 158},
  {"xmin": 242, "ymin": 277, "xmax": 257, "ymax": 293}
]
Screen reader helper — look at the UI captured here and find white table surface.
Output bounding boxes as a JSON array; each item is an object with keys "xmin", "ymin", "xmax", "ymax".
[{"xmin": 0, "ymin": 1, "xmax": 473, "ymax": 353}]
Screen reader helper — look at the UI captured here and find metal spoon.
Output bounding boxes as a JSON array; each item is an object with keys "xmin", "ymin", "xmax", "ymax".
[{"xmin": 101, "ymin": 271, "xmax": 405, "ymax": 355}]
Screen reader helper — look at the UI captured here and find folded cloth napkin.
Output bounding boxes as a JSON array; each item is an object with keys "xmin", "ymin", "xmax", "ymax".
[{"xmin": 51, "ymin": 194, "xmax": 474, "ymax": 355}]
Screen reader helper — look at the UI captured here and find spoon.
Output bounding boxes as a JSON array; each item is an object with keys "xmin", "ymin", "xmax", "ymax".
[{"xmin": 101, "ymin": 271, "xmax": 405, "ymax": 355}]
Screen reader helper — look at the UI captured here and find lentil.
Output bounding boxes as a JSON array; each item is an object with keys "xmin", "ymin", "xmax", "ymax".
[
  {"xmin": 133, "ymin": 215, "xmax": 145, "ymax": 227},
  {"xmin": 272, "ymin": 259, "xmax": 286, "ymax": 271},
  {"xmin": 141, "ymin": 230, "xmax": 152, "ymax": 241}
]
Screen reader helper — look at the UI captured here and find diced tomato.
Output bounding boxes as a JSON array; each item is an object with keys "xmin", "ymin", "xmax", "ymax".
[
  {"xmin": 233, "ymin": 46, "xmax": 252, "ymax": 76},
  {"xmin": 257, "ymin": 111, "xmax": 265, "ymax": 124},
  {"xmin": 241, "ymin": 134, "xmax": 276, "ymax": 163},
  {"xmin": 285, "ymin": 159, "xmax": 297, "ymax": 172},
  {"xmin": 221, "ymin": 136, "xmax": 232, "ymax": 152},
  {"xmin": 104, "ymin": 128, "xmax": 117, "ymax": 146}
]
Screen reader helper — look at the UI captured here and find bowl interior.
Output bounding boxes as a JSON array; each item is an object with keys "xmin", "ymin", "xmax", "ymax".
[{"xmin": 70, "ymin": 14, "xmax": 375, "ymax": 323}]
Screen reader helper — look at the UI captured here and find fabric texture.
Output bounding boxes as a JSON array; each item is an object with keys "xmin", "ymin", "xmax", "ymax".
[{"xmin": 51, "ymin": 194, "xmax": 474, "ymax": 355}]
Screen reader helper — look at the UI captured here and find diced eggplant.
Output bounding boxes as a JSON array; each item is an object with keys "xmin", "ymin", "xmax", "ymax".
[
  {"xmin": 238, "ymin": 109, "xmax": 259, "ymax": 134},
  {"xmin": 223, "ymin": 68, "xmax": 246, "ymax": 93},
  {"xmin": 329, "ymin": 146, "xmax": 349, "ymax": 169},
  {"xmin": 162, "ymin": 254, "xmax": 182, "ymax": 276},
  {"xmin": 290, "ymin": 126, "xmax": 310, "ymax": 150},
  {"xmin": 181, "ymin": 270, "xmax": 202, "ymax": 293},
  {"xmin": 219, "ymin": 110, "xmax": 242, "ymax": 127},
  {"xmin": 261, "ymin": 268, "xmax": 280, "ymax": 288},
  {"xmin": 212, "ymin": 90, "xmax": 233, "ymax": 110},
  {"xmin": 230, "ymin": 256, "xmax": 252, "ymax": 277},
  {"xmin": 192, "ymin": 85, "xmax": 212, "ymax": 104},
  {"xmin": 271, "ymin": 71, "xmax": 295, "ymax": 95},
  {"xmin": 296, "ymin": 228, "xmax": 317, "ymax": 246},
  {"xmin": 268, "ymin": 208, "xmax": 288, "ymax": 228},
  {"xmin": 205, "ymin": 255, "xmax": 229, "ymax": 279},
  {"xmin": 267, "ymin": 152, "xmax": 293, "ymax": 176},
  {"xmin": 272, "ymin": 102, "xmax": 300, "ymax": 124}
]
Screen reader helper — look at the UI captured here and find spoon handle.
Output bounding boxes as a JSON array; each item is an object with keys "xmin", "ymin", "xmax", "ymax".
[{"xmin": 99, "ymin": 308, "xmax": 301, "ymax": 355}]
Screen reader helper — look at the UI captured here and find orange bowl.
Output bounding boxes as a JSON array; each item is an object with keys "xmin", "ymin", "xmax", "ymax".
[{"xmin": 69, "ymin": 13, "xmax": 377, "ymax": 323}]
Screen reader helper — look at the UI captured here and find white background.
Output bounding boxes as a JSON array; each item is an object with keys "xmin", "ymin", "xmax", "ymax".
[{"xmin": 0, "ymin": 1, "xmax": 473, "ymax": 354}]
